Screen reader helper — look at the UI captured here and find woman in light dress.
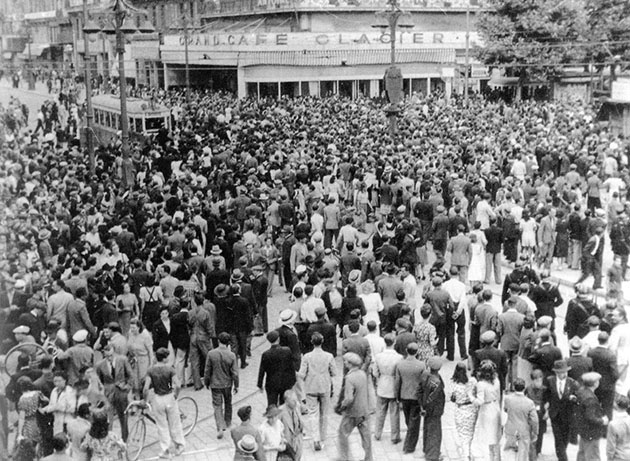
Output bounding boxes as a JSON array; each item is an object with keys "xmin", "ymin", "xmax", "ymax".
[
  {"xmin": 450, "ymin": 362, "xmax": 478, "ymax": 461},
  {"xmin": 359, "ymin": 280, "xmax": 384, "ymax": 334},
  {"xmin": 126, "ymin": 318, "xmax": 154, "ymax": 399},
  {"xmin": 519, "ymin": 210, "xmax": 537, "ymax": 261},
  {"xmin": 471, "ymin": 360, "xmax": 502, "ymax": 461},
  {"xmin": 468, "ymin": 233, "xmax": 486, "ymax": 285}
]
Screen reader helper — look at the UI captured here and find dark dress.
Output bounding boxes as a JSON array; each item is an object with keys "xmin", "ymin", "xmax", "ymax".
[{"xmin": 554, "ymin": 218, "xmax": 569, "ymax": 258}]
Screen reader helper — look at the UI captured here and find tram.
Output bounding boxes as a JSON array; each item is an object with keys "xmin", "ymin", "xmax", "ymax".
[{"xmin": 90, "ymin": 94, "xmax": 171, "ymax": 145}]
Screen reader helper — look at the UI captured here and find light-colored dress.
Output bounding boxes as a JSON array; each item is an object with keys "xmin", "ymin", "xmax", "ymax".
[
  {"xmin": 451, "ymin": 378, "xmax": 478, "ymax": 460},
  {"xmin": 519, "ymin": 219, "xmax": 537, "ymax": 248},
  {"xmin": 359, "ymin": 292, "xmax": 385, "ymax": 329},
  {"xmin": 471, "ymin": 378, "xmax": 502, "ymax": 461},
  {"xmin": 468, "ymin": 241, "xmax": 486, "ymax": 283},
  {"xmin": 127, "ymin": 329, "xmax": 154, "ymax": 393},
  {"xmin": 80, "ymin": 432, "xmax": 126, "ymax": 461}
]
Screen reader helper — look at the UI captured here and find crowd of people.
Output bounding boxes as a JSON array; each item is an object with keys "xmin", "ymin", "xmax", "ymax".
[{"xmin": 1, "ymin": 76, "xmax": 630, "ymax": 461}]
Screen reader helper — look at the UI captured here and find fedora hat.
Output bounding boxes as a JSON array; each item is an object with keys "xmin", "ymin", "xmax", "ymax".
[
  {"xmin": 263, "ymin": 405, "xmax": 281, "ymax": 418},
  {"xmin": 230, "ymin": 269, "xmax": 244, "ymax": 283},
  {"xmin": 552, "ymin": 360, "xmax": 571, "ymax": 373},
  {"xmin": 38, "ymin": 229, "xmax": 51, "ymax": 240},
  {"xmin": 210, "ymin": 245, "xmax": 222, "ymax": 255},
  {"xmin": 237, "ymin": 434, "xmax": 258, "ymax": 454},
  {"xmin": 214, "ymin": 284, "xmax": 230, "ymax": 298},
  {"xmin": 348, "ymin": 269, "xmax": 361, "ymax": 285}
]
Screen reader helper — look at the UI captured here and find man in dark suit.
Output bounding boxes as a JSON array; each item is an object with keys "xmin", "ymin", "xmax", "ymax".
[
  {"xmin": 250, "ymin": 265, "xmax": 269, "ymax": 333},
  {"xmin": 276, "ymin": 309, "xmax": 301, "ymax": 372},
  {"xmin": 306, "ymin": 306, "xmax": 337, "ymax": 356},
  {"xmin": 587, "ymin": 331, "xmax": 619, "ymax": 420},
  {"xmin": 543, "ymin": 359, "xmax": 580, "ymax": 461},
  {"xmin": 566, "ymin": 337, "xmax": 593, "ymax": 384},
  {"xmin": 575, "ymin": 372, "xmax": 608, "ymax": 459},
  {"xmin": 484, "ymin": 217, "xmax": 504, "ymax": 284},
  {"xmin": 257, "ymin": 330, "xmax": 296, "ymax": 406},
  {"xmin": 472, "ymin": 331, "xmax": 508, "ymax": 392},
  {"xmin": 421, "ymin": 357, "xmax": 446, "ymax": 461},
  {"xmin": 528, "ymin": 328, "xmax": 563, "ymax": 380},
  {"xmin": 342, "ymin": 322, "xmax": 371, "ymax": 374},
  {"xmin": 95, "ymin": 345, "xmax": 133, "ymax": 441},
  {"xmin": 394, "ymin": 342, "xmax": 426, "ymax": 454}
]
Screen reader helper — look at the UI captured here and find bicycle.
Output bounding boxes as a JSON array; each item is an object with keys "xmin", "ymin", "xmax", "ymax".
[{"xmin": 124, "ymin": 396, "xmax": 198, "ymax": 461}]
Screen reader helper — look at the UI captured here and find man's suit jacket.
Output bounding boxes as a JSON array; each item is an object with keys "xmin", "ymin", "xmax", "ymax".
[
  {"xmin": 473, "ymin": 346, "xmax": 508, "ymax": 382},
  {"xmin": 95, "ymin": 355, "xmax": 133, "ymax": 392},
  {"xmin": 342, "ymin": 335, "xmax": 371, "ymax": 372},
  {"xmin": 257, "ymin": 344, "xmax": 296, "ymax": 391},
  {"xmin": 587, "ymin": 346, "xmax": 619, "ymax": 392},
  {"xmin": 231, "ymin": 422, "xmax": 266, "ymax": 461},
  {"xmin": 306, "ymin": 320, "xmax": 337, "ymax": 356},
  {"xmin": 503, "ymin": 392, "xmax": 539, "ymax": 441},
  {"xmin": 67, "ymin": 299, "xmax": 96, "ymax": 338},
  {"xmin": 543, "ymin": 375, "xmax": 580, "ymax": 421},
  {"xmin": 152, "ymin": 319, "xmax": 172, "ymax": 352},
  {"xmin": 447, "ymin": 234, "xmax": 472, "ymax": 266},
  {"xmin": 537, "ymin": 215, "xmax": 556, "ymax": 244},
  {"xmin": 276, "ymin": 325, "xmax": 301, "ymax": 371},
  {"xmin": 528, "ymin": 344, "xmax": 563, "ymax": 379},
  {"xmin": 484, "ymin": 225, "xmax": 504, "ymax": 254},
  {"xmin": 575, "ymin": 386, "xmax": 606, "ymax": 440},
  {"xmin": 566, "ymin": 355, "xmax": 593, "ymax": 383},
  {"xmin": 497, "ymin": 310, "xmax": 524, "ymax": 352},
  {"xmin": 171, "ymin": 310, "xmax": 191, "ymax": 351},
  {"xmin": 394, "ymin": 356, "xmax": 426, "ymax": 401}
]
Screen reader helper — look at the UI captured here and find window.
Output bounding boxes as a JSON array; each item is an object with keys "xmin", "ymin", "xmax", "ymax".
[{"xmin": 145, "ymin": 117, "xmax": 164, "ymax": 131}]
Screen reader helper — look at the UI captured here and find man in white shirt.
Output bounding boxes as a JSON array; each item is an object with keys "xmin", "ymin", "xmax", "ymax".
[
  {"xmin": 300, "ymin": 285, "xmax": 325, "ymax": 323},
  {"xmin": 372, "ymin": 334, "xmax": 402, "ymax": 443},
  {"xmin": 443, "ymin": 267, "xmax": 468, "ymax": 360},
  {"xmin": 476, "ymin": 192, "xmax": 496, "ymax": 230},
  {"xmin": 400, "ymin": 264, "xmax": 417, "ymax": 310},
  {"xmin": 365, "ymin": 321, "xmax": 386, "ymax": 366}
]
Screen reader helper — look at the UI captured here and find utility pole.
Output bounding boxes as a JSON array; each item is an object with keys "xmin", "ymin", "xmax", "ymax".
[
  {"xmin": 464, "ymin": 1, "xmax": 470, "ymax": 104},
  {"xmin": 82, "ymin": 0, "xmax": 95, "ymax": 174},
  {"xmin": 184, "ymin": 14, "xmax": 190, "ymax": 103}
]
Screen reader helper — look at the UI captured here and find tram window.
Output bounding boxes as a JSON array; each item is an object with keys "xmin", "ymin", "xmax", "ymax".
[
  {"xmin": 114, "ymin": 115, "xmax": 120, "ymax": 130},
  {"xmin": 134, "ymin": 118, "xmax": 143, "ymax": 132},
  {"xmin": 145, "ymin": 117, "xmax": 164, "ymax": 131},
  {"xmin": 106, "ymin": 112, "xmax": 112, "ymax": 128}
]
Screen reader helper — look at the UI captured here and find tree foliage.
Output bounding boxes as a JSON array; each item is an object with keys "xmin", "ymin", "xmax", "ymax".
[
  {"xmin": 476, "ymin": 0, "xmax": 589, "ymax": 79},
  {"xmin": 585, "ymin": 0, "xmax": 630, "ymax": 66}
]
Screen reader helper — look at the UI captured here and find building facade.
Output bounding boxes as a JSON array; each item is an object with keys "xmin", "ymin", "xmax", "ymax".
[{"xmin": 159, "ymin": 0, "xmax": 488, "ymax": 98}]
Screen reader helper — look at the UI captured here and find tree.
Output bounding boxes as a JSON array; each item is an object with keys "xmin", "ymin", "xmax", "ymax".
[
  {"xmin": 477, "ymin": 0, "xmax": 589, "ymax": 81},
  {"xmin": 585, "ymin": 0, "xmax": 630, "ymax": 76}
]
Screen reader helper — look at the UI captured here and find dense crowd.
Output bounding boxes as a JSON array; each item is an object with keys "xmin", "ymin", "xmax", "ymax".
[{"xmin": 1, "ymin": 79, "xmax": 630, "ymax": 461}]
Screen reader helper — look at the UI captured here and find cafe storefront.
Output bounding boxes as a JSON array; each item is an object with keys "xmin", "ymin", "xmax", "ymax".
[{"xmin": 160, "ymin": 30, "xmax": 467, "ymax": 98}]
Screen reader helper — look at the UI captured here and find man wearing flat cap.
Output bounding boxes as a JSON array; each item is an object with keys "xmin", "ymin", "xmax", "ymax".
[
  {"xmin": 575, "ymin": 372, "xmax": 608, "ymax": 460},
  {"xmin": 57, "ymin": 330, "xmax": 94, "ymax": 385},
  {"xmin": 336, "ymin": 352, "xmax": 373, "ymax": 461}
]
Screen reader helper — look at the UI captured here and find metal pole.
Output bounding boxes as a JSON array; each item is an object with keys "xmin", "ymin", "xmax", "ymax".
[
  {"xmin": 184, "ymin": 16, "xmax": 190, "ymax": 103},
  {"xmin": 464, "ymin": 2, "xmax": 470, "ymax": 104},
  {"xmin": 116, "ymin": 12, "xmax": 133, "ymax": 188},
  {"xmin": 27, "ymin": 35, "xmax": 34, "ymax": 90},
  {"xmin": 82, "ymin": 0, "xmax": 95, "ymax": 174}
]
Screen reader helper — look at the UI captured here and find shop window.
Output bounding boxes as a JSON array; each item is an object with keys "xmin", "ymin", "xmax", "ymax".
[
  {"xmin": 246, "ymin": 82, "xmax": 258, "ymax": 99},
  {"xmin": 280, "ymin": 82, "xmax": 299, "ymax": 98},
  {"xmin": 431, "ymin": 78, "xmax": 445, "ymax": 94},
  {"xmin": 300, "ymin": 82, "xmax": 310, "ymax": 96},
  {"xmin": 320, "ymin": 81, "xmax": 335, "ymax": 97},
  {"xmin": 259, "ymin": 82, "xmax": 278, "ymax": 99},
  {"xmin": 358, "ymin": 80, "xmax": 370, "ymax": 98},
  {"xmin": 339, "ymin": 80, "xmax": 353, "ymax": 99},
  {"xmin": 411, "ymin": 78, "xmax": 427, "ymax": 97},
  {"xmin": 403, "ymin": 78, "xmax": 410, "ymax": 98}
]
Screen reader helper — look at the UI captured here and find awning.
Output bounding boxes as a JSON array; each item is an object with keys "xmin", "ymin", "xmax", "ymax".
[
  {"xmin": 2, "ymin": 52, "xmax": 13, "ymax": 60},
  {"xmin": 488, "ymin": 77, "xmax": 547, "ymax": 88},
  {"xmin": 24, "ymin": 10, "xmax": 57, "ymax": 20},
  {"xmin": 242, "ymin": 48, "xmax": 455, "ymax": 67},
  {"xmin": 21, "ymin": 43, "xmax": 51, "ymax": 58}
]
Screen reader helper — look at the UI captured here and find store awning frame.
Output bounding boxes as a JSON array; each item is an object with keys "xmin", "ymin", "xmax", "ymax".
[{"xmin": 242, "ymin": 48, "xmax": 456, "ymax": 67}]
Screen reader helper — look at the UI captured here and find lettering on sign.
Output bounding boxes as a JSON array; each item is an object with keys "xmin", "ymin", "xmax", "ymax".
[{"xmin": 172, "ymin": 31, "xmax": 480, "ymax": 49}]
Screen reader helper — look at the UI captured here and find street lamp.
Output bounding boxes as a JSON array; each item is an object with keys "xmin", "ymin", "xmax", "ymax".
[
  {"xmin": 84, "ymin": 0, "xmax": 154, "ymax": 188},
  {"xmin": 372, "ymin": 0, "xmax": 413, "ymax": 137},
  {"xmin": 81, "ymin": 5, "xmax": 100, "ymax": 175},
  {"xmin": 24, "ymin": 25, "xmax": 36, "ymax": 90}
]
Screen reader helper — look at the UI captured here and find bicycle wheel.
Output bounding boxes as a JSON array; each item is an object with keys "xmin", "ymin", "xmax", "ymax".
[
  {"xmin": 4, "ymin": 343, "xmax": 48, "ymax": 377},
  {"xmin": 177, "ymin": 396, "xmax": 198, "ymax": 436},
  {"xmin": 126, "ymin": 418, "xmax": 146, "ymax": 461}
]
